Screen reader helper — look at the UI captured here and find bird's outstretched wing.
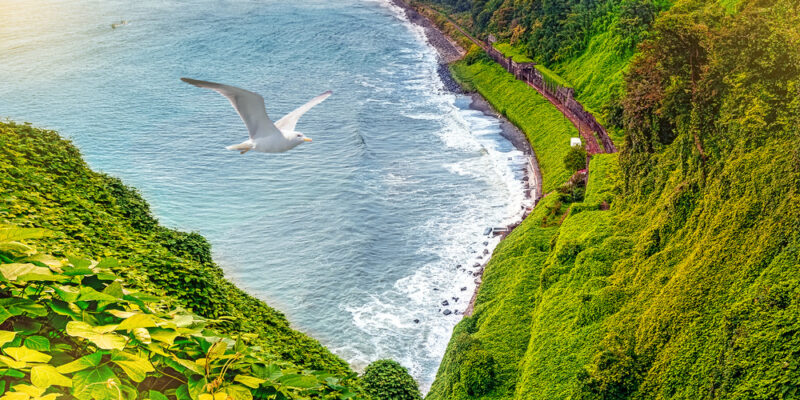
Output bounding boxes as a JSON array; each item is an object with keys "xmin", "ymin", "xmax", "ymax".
[
  {"xmin": 181, "ymin": 77, "xmax": 282, "ymax": 140},
  {"xmin": 275, "ymin": 91, "xmax": 332, "ymax": 132}
]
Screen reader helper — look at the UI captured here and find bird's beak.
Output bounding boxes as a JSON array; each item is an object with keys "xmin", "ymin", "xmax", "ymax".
[{"xmin": 303, "ymin": 137, "xmax": 313, "ymax": 142}]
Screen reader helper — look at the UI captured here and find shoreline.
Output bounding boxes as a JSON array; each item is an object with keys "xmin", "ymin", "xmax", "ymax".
[{"xmin": 389, "ymin": 0, "xmax": 543, "ymax": 317}]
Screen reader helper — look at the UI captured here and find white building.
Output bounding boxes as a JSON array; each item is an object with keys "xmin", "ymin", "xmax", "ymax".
[{"xmin": 570, "ymin": 137, "xmax": 582, "ymax": 147}]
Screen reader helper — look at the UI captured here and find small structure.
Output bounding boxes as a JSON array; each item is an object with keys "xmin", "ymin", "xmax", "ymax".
[
  {"xmin": 570, "ymin": 137, "xmax": 582, "ymax": 147},
  {"xmin": 487, "ymin": 34, "xmax": 498, "ymax": 45}
]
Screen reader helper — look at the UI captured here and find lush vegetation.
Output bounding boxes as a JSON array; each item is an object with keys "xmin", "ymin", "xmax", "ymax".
[
  {"xmin": 491, "ymin": 43, "xmax": 532, "ymax": 63},
  {"xmin": 360, "ymin": 360, "xmax": 421, "ymax": 400},
  {"xmin": 564, "ymin": 145, "xmax": 588, "ymax": 172},
  {"xmin": 427, "ymin": 0, "xmax": 675, "ymax": 122},
  {"xmin": 450, "ymin": 47, "xmax": 578, "ymax": 193},
  {"xmin": 428, "ymin": 0, "xmax": 800, "ymax": 398},
  {"xmin": 0, "ymin": 226, "xmax": 359, "ymax": 399},
  {"xmin": 0, "ymin": 122, "xmax": 365, "ymax": 397}
]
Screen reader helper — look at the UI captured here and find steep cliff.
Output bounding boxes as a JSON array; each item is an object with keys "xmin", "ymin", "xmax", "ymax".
[{"xmin": 426, "ymin": 0, "xmax": 800, "ymax": 398}]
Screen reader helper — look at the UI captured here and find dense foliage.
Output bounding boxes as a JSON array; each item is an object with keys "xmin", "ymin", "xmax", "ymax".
[
  {"xmin": 564, "ymin": 145, "xmax": 588, "ymax": 172},
  {"xmin": 0, "ymin": 122, "xmax": 356, "ymax": 387},
  {"xmin": 360, "ymin": 360, "xmax": 421, "ymax": 400},
  {"xmin": 0, "ymin": 226, "xmax": 358, "ymax": 399},
  {"xmin": 429, "ymin": 0, "xmax": 800, "ymax": 398}
]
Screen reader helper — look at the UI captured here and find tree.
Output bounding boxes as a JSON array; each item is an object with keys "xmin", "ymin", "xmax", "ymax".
[
  {"xmin": 362, "ymin": 360, "xmax": 422, "ymax": 400},
  {"xmin": 564, "ymin": 145, "xmax": 588, "ymax": 171}
]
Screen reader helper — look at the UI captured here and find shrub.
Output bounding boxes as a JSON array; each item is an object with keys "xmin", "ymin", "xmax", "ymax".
[
  {"xmin": 459, "ymin": 349, "xmax": 497, "ymax": 396},
  {"xmin": 362, "ymin": 359, "xmax": 422, "ymax": 400},
  {"xmin": 463, "ymin": 45, "xmax": 489, "ymax": 65},
  {"xmin": 564, "ymin": 145, "xmax": 588, "ymax": 172}
]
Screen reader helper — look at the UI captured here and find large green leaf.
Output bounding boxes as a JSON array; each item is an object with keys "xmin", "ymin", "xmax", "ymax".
[
  {"xmin": 56, "ymin": 352, "xmax": 103, "ymax": 374},
  {"xmin": 47, "ymin": 301, "xmax": 80, "ymax": 319},
  {"xmin": 116, "ymin": 314, "xmax": 158, "ymax": 331},
  {"xmin": 0, "ymin": 355, "xmax": 25, "ymax": 369},
  {"xmin": 224, "ymin": 385, "xmax": 253, "ymax": 400},
  {"xmin": 76, "ymin": 287, "xmax": 118, "ymax": 302},
  {"xmin": 0, "ymin": 263, "xmax": 50, "ymax": 281},
  {"xmin": 208, "ymin": 341, "xmax": 227, "ymax": 359},
  {"xmin": 233, "ymin": 375, "xmax": 265, "ymax": 389},
  {"xmin": 0, "ymin": 242, "xmax": 36, "ymax": 258},
  {"xmin": 110, "ymin": 351, "xmax": 154, "ymax": 383},
  {"xmin": 0, "ymin": 306, "xmax": 12, "ymax": 326},
  {"xmin": 66, "ymin": 257, "xmax": 92, "ymax": 270},
  {"xmin": 0, "ymin": 227, "xmax": 49, "ymax": 243},
  {"xmin": 95, "ymin": 258, "xmax": 119, "ymax": 269},
  {"xmin": 252, "ymin": 364, "xmax": 282, "ymax": 380},
  {"xmin": 30, "ymin": 365, "xmax": 72, "ymax": 388},
  {"xmin": 4, "ymin": 347, "xmax": 51, "ymax": 363},
  {"xmin": 23, "ymin": 336, "xmax": 49, "ymax": 352},
  {"xmin": 72, "ymin": 365, "xmax": 119, "ymax": 400},
  {"xmin": 0, "ymin": 298, "xmax": 47, "ymax": 318},
  {"xmin": 52, "ymin": 285, "xmax": 81, "ymax": 302},
  {"xmin": 171, "ymin": 357, "xmax": 204, "ymax": 376},
  {"xmin": 0, "ymin": 331, "xmax": 16, "ymax": 348},
  {"xmin": 65, "ymin": 322, "xmax": 126, "ymax": 350},
  {"xmin": 8, "ymin": 383, "xmax": 45, "ymax": 397},
  {"xmin": 148, "ymin": 391, "xmax": 169, "ymax": 400},
  {"xmin": 149, "ymin": 329, "xmax": 180, "ymax": 346},
  {"xmin": 277, "ymin": 374, "xmax": 319, "ymax": 389}
]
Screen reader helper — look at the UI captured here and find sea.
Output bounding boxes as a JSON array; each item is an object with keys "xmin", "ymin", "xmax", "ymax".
[{"xmin": 0, "ymin": 0, "xmax": 529, "ymax": 392}]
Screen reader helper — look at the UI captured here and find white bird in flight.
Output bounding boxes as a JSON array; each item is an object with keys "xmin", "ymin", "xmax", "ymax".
[{"xmin": 181, "ymin": 77, "xmax": 332, "ymax": 154}]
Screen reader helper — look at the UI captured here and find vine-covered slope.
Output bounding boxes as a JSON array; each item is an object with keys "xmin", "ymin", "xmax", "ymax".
[
  {"xmin": 427, "ymin": 0, "xmax": 800, "ymax": 398},
  {"xmin": 0, "ymin": 226, "xmax": 359, "ymax": 399},
  {"xmin": 0, "ymin": 121, "xmax": 350, "ymax": 375}
]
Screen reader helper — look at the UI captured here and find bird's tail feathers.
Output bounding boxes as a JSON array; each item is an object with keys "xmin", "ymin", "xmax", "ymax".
[{"xmin": 226, "ymin": 141, "xmax": 253, "ymax": 152}]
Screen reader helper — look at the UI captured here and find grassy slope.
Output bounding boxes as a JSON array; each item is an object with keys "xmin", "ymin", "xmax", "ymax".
[
  {"xmin": 554, "ymin": 31, "xmax": 632, "ymax": 118},
  {"xmin": 449, "ymin": 59, "xmax": 577, "ymax": 193},
  {"xmin": 0, "ymin": 121, "xmax": 350, "ymax": 374},
  {"xmin": 492, "ymin": 43, "xmax": 533, "ymax": 63}
]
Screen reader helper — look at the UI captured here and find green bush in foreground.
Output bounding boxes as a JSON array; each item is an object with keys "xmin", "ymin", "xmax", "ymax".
[
  {"xmin": 361, "ymin": 360, "xmax": 421, "ymax": 400},
  {"xmin": 0, "ymin": 225, "xmax": 359, "ymax": 400}
]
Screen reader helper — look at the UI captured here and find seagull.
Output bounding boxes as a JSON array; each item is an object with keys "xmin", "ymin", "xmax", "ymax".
[{"xmin": 181, "ymin": 77, "xmax": 332, "ymax": 154}]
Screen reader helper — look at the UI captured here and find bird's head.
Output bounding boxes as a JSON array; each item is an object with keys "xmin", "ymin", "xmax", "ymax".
[{"xmin": 293, "ymin": 132, "xmax": 313, "ymax": 145}]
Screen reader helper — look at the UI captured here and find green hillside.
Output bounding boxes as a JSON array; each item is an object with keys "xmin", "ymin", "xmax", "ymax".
[
  {"xmin": 0, "ymin": 121, "xmax": 369, "ymax": 398},
  {"xmin": 426, "ymin": 0, "xmax": 800, "ymax": 398}
]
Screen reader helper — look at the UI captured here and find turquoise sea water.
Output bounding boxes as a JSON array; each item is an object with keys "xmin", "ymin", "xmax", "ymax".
[{"xmin": 0, "ymin": 0, "xmax": 529, "ymax": 390}]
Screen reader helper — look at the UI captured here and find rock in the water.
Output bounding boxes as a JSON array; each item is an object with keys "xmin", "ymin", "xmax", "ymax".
[
  {"xmin": 433, "ymin": 288, "xmax": 439, "ymax": 291},
  {"xmin": 483, "ymin": 249, "xmax": 490, "ymax": 255},
  {"xmin": 483, "ymin": 241, "xmax": 489, "ymax": 246},
  {"xmin": 443, "ymin": 309, "xmax": 452, "ymax": 316},
  {"xmin": 461, "ymin": 287, "xmax": 468, "ymax": 291},
  {"xmin": 455, "ymin": 264, "xmax": 462, "ymax": 269},
  {"xmin": 452, "ymin": 297, "xmax": 459, "ymax": 302},
  {"xmin": 442, "ymin": 300, "xmax": 449, "ymax": 306},
  {"xmin": 413, "ymin": 319, "xmax": 420, "ymax": 323},
  {"xmin": 473, "ymin": 263, "xmax": 481, "ymax": 268}
]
